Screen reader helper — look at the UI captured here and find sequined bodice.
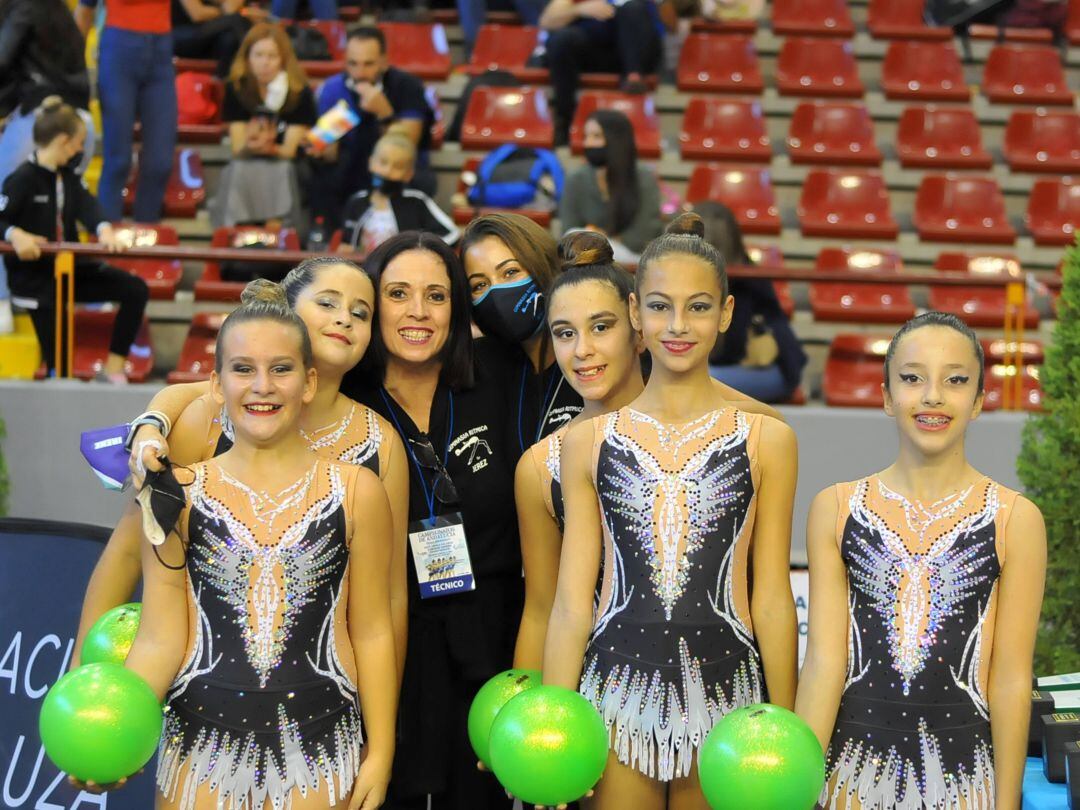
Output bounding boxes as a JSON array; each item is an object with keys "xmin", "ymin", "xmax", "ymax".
[
  {"xmin": 181, "ymin": 460, "xmax": 351, "ymax": 691},
  {"xmin": 591, "ymin": 407, "xmax": 757, "ymax": 631},
  {"xmin": 840, "ymin": 476, "xmax": 1002, "ymax": 703}
]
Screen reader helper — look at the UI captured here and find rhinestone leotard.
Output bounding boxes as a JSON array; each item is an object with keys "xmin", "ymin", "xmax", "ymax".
[
  {"xmin": 579, "ymin": 406, "xmax": 766, "ymax": 782},
  {"xmin": 527, "ymin": 424, "xmax": 569, "ymax": 531},
  {"xmin": 822, "ymin": 475, "xmax": 1017, "ymax": 810},
  {"xmin": 157, "ymin": 458, "xmax": 365, "ymax": 810}
]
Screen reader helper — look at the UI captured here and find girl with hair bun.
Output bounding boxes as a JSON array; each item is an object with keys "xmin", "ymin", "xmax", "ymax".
[
  {"xmin": 797, "ymin": 312, "xmax": 1046, "ymax": 810},
  {"xmin": 543, "ymin": 213, "xmax": 799, "ymax": 808},
  {"xmin": 75, "ymin": 259, "xmax": 411, "ymax": 697},
  {"xmin": 513, "ymin": 230, "xmax": 645, "ymax": 670},
  {"xmin": 124, "ymin": 284, "xmax": 398, "ymax": 809}
]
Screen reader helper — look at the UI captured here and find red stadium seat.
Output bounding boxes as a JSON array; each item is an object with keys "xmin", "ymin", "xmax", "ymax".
[
  {"xmin": 823, "ymin": 334, "xmax": 890, "ymax": 407},
  {"xmin": 1026, "ymin": 178, "xmax": 1080, "ymax": 246},
  {"xmin": 195, "ymin": 227, "xmax": 301, "ymax": 302},
  {"xmin": 122, "ymin": 148, "xmax": 205, "ymax": 218},
  {"xmin": 466, "ymin": 25, "xmax": 547, "ymax": 83},
  {"xmin": 776, "ymin": 38, "xmax": 863, "ymax": 98},
  {"xmin": 452, "ymin": 158, "xmax": 554, "ymax": 226},
  {"xmin": 867, "ymin": 0, "xmax": 951, "ymax": 40},
  {"xmin": 680, "ymin": 98, "xmax": 771, "ymax": 162},
  {"xmin": 168, "ymin": 312, "xmax": 227, "ymax": 384},
  {"xmin": 686, "ymin": 165, "xmax": 782, "ymax": 235},
  {"xmin": 73, "ymin": 309, "xmax": 154, "ymax": 383},
  {"xmin": 896, "ymin": 106, "xmax": 992, "ymax": 170},
  {"xmin": 786, "ymin": 102, "xmax": 881, "ymax": 166},
  {"xmin": 379, "ymin": 22, "xmax": 451, "ymax": 80},
  {"xmin": 982, "ymin": 45, "xmax": 1072, "ymax": 105},
  {"xmin": 104, "ymin": 224, "xmax": 182, "ymax": 301},
  {"xmin": 772, "ymin": 0, "xmax": 854, "ymax": 37},
  {"xmin": 811, "ymin": 247, "xmax": 915, "ymax": 323},
  {"xmin": 460, "ymin": 86, "xmax": 554, "ymax": 150},
  {"xmin": 570, "ymin": 92, "xmax": 661, "ymax": 158},
  {"xmin": 690, "ymin": 17, "xmax": 757, "ymax": 35},
  {"xmin": 798, "ymin": 170, "xmax": 898, "ymax": 239},
  {"xmin": 1003, "ymin": 110, "xmax": 1080, "ymax": 173},
  {"xmin": 675, "ymin": 33, "xmax": 765, "ymax": 94},
  {"xmin": 981, "ymin": 339, "xmax": 1044, "ymax": 412},
  {"xmin": 745, "ymin": 243, "xmax": 794, "ymax": 318},
  {"xmin": 882, "ymin": 41, "xmax": 969, "ymax": 101},
  {"xmin": 913, "ymin": 175, "xmax": 1016, "ymax": 244},
  {"xmin": 1069, "ymin": 0, "xmax": 1080, "ymax": 46},
  {"xmin": 175, "ymin": 73, "xmax": 226, "ymax": 143},
  {"xmin": 968, "ymin": 23, "xmax": 1054, "ymax": 42},
  {"xmin": 930, "ymin": 252, "xmax": 1039, "ymax": 328}
]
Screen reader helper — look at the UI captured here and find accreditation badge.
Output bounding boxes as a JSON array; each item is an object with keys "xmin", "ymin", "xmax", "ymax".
[{"xmin": 408, "ymin": 512, "xmax": 476, "ymax": 599}]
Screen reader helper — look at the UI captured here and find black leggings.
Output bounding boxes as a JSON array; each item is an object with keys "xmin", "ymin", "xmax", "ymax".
[
  {"xmin": 173, "ymin": 14, "xmax": 252, "ymax": 77},
  {"xmin": 546, "ymin": 0, "xmax": 662, "ymax": 122},
  {"xmin": 29, "ymin": 263, "xmax": 149, "ymax": 371}
]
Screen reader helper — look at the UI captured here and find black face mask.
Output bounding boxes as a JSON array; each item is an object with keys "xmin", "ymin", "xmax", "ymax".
[
  {"xmin": 472, "ymin": 277, "xmax": 546, "ymax": 345},
  {"xmin": 371, "ymin": 173, "xmax": 405, "ymax": 196},
  {"xmin": 584, "ymin": 147, "xmax": 607, "ymax": 168}
]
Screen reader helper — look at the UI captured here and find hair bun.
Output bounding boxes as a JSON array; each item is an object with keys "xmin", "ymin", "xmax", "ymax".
[
  {"xmin": 558, "ymin": 230, "xmax": 615, "ymax": 270},
  {"xmin": 39, "ymin": 95, "xmax": 64, "ymax": 112},
  {"xmin": 240, "ymin": 278, "xmax": 289, "ymax": 307},
  {"xmin": 665, "ymin": 212, "xmax": 706, "ymax": 239}
]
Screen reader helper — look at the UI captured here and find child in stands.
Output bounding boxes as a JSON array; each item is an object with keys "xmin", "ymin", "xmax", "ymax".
[
  {"xmin": 0, "ymin": 98, "xmax": 147, "ymax": 382},
  {"xmin": 340, "ymin": 132, "xmax": 458, "ymax": 256}
]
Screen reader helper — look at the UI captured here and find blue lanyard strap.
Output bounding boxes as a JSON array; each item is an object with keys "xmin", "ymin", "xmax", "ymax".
[
  {"xmin": 517, "ymin": 361, "xmax": 562, "ymax": 455},
  {"xmin": 379, "ymin": 387, "xmax": 454, "ymax": 523}
]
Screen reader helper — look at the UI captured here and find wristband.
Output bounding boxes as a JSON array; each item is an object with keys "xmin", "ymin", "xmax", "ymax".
[{"xmin": 124, "ymin": 411, "xmax": 172, "ymax": 453}]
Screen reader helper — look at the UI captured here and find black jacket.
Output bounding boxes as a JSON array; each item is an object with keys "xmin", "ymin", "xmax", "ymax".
[
  {"xmin": 711, "ymin": 276, "xmax": 808, "ymax": 391},
  {"xmin": 0, "ymin": 0, "xmax": 90, "ymax": 117},
  {"xmin": 0, "ymin": 157, "xmax": 106, "ymax": 298},
  {"xmin": 341, "ymin": 189, "xmax": 459, "ymax": 252}
]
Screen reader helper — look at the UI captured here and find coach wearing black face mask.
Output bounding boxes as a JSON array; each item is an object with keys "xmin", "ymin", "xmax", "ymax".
[
  {"xmin": 558, "ymin": 109, "xmax": 661, "ymax": 264},
  {"xmin": 341, "ymin": 131, "xmax": 459, "ymax": 256}
]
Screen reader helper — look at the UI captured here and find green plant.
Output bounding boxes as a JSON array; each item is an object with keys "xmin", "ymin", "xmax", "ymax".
[{"xmin": 1018, "ymin": 237, "xmax": 1080, "ymax": 675}]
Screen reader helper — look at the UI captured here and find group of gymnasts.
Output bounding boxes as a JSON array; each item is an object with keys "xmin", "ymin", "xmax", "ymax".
[{"xmin": 70, "ymin": 211, "xmax": 1047, "ymax": 810}]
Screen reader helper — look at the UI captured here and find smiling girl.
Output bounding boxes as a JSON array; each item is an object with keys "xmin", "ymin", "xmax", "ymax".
[
  {"xmin": 125, "ymin": 282, "xmax": 397, "ymax": 809},
  {"xmin": 513, "ymin": 232, "xmax": 644, "ymax": 670},
  {"xmin": 796, "ymin": 312, "xmax": 1046, "ymax": 810},
  {"xmin": 542, "ymin": 214, "xmax": 799, "ymax": 809},
  {"xmin": 74, "ymin": 258, "xmax": 410, "ymax": 682}
]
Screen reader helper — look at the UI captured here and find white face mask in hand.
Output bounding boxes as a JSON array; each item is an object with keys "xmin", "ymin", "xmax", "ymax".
[{"xmin": 264, "ymin": 71, "xmax": 289, "ymax": 112}]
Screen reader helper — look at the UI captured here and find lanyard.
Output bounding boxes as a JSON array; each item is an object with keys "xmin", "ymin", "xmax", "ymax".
[
  {"xmin": 379, "ymin": 387, "xmax": 454, "ymax": 523},
  {"xmin": 517, "ymin": 362, "xmax": 563, "ymax": 455}
]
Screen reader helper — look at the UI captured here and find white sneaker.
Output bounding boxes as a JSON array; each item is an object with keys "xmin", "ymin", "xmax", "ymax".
[{"xmin": 0, "ymin": 299, "xmax": 13, "ymax": 335}]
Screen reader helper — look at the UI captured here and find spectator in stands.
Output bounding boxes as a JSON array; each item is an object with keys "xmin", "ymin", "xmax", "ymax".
[
  {"xmin": 0, "ymin": 100, "xmax": 147, "ymax": 383},
  {"xmin": 271, "ymin": 0, "xmax": 337, "ymax": 20},
  {"xmin": 340, "ymin": 132, "xmax": 458, "ymax": 255},
  {"xmin": 539, "ymin": 0, "xmax": 663, "ymax": 144},
  {"xmin": 76, "ymin": 0, "xmax": 177, "ymax": 224},
  {"xmin": 457, "ymin": 0, "xmax": 544, "ymax": 58},
  {"xmin": 310, "ymin": 25, "xmax": 435, "ymax": 230},
  {"xmin": 210, "ymin": 23, "xmax": 316, "ymax": 230},
  {"xmin": 172, "ymin": 0, "xmax": 257, "ymax": 77},
  {"xmin": 0, "ymin": 0, "xmax": 94, "ymax": 334},
  {"xmin": 693, "ymin": 201, "xmax": 806, "ymax": 403},
  {"xmin": 558, "ymin": 109, "xmax": 661, "ymax": 264}
]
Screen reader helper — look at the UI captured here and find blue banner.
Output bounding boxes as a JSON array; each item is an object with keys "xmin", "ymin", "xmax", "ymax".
[{"xmin": 0, "ymin": 518, "xmax": 155, "ymax": 809}]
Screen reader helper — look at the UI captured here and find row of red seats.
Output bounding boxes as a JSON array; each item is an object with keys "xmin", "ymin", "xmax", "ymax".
[{"xmin": 825, "ymin": 334, "xmax": 1044, "ymax": 410}]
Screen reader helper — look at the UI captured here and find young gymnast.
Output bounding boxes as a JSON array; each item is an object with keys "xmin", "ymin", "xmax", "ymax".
[
  {"xmin": 513, "ymin": 231, "xmax": 645, "ymax": 670},
  {"xmin": 124, "ymin": 281, "xmax": 398, "ymax": 809},
  {"xmin": 542, "ymin": 214, "xmax": 799, "ymax": 809},
  {"xmin": 796, "ymin": 312, "xmax": 1046, "ymax": 810},
  {"xmin": 74, "ymin": 258, "xmax": 410, "ymax": 682}
]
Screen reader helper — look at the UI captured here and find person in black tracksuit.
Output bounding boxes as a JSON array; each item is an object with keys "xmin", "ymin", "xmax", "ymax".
[{"xmin": 0, "ymin": 100, "xmax": 147, "ymax": 380}]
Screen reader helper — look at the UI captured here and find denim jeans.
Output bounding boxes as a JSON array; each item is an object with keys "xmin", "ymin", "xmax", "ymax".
[
  {"xmin": 710, "ymin": 363, "xmax": 795, "ymax": 403},
  {"xmin": 271, "ymin": 0, "xmax": 338, "ymax": 19},
  {"xmin": 0, "ymin": 107, "xmax": 96, "ymax": 299},
  {"xmin": 96, "ymin": 26, "xmax": 177, "ymax": 222}
]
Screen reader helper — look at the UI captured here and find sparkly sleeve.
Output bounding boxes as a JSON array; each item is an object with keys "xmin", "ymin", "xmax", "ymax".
[
  {"xmin": 832, "ymin": 482, "xmax": 854, "ymax": 550},
  {"xmin": 743, "ymin": 410, "xmax": 764, "ymax": 490},
  {"xmin": 374, "ymin": 412, "xmax": 396, "ymax": 482},
  {"xmin": 530, "ymin": 440, "xmax": 557, "ymax": 522}
]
